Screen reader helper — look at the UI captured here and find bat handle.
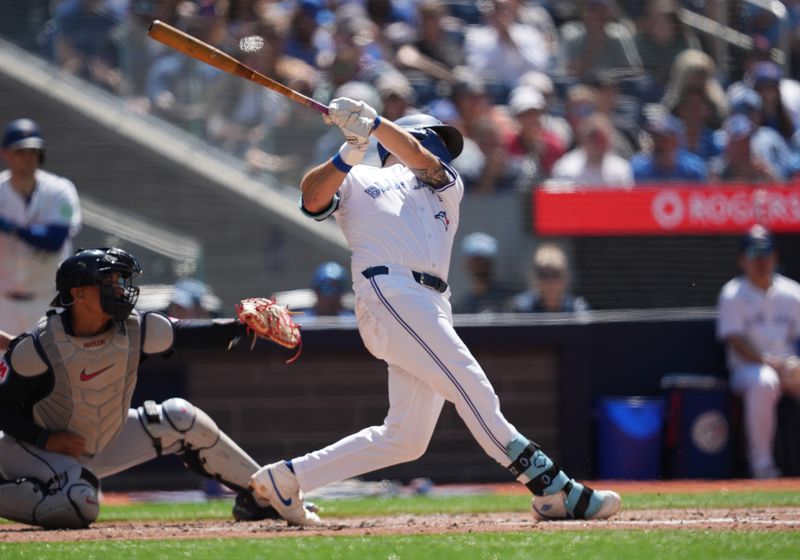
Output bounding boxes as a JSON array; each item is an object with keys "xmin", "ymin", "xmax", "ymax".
[{"xmin": 309, "ymin": 99, "xmax": 329, "ymax": 115}]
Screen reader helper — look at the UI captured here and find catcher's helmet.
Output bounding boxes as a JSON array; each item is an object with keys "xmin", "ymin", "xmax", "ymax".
[
  {"xmin": 50, "ymin": 247, "xmax": 142, "ymax": 322},
  {"xmin": 377, "ymin": 114, "xmax": 464, "ymax": 166},
  {"xmin": 2, "ymin": 118, "xmax": 45, "ymax": 162}
]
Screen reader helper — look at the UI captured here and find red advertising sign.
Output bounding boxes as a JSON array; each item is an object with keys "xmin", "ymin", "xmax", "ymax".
[{"xmin": 534, "ymin": 184, "xmax": 800, "ymax": 235}]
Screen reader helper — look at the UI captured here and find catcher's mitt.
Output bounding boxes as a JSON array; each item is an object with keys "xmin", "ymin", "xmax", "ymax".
[
  {"xmin": 779, "ymin": 356, "xmax": 800, "ymax": 399},
  {"xmin": 234, "ymin": 297, "xmax": 302, "ymax": 363}
]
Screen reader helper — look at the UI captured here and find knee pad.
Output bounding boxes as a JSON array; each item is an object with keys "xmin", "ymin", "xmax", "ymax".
[
  {"xmin": 505, "ymin": 434, "xmax": 569, "ymax": 496},
  {"xmin": 138, "ymin": 398, "xmax": 257, "ymax": 493},
  {"xmin": 138, "ymin": 398, "xmax": 220, "ymax": 455},
  {"xmin": 0, "ymin": 465, "xmax": 100, "ymax": 529}
]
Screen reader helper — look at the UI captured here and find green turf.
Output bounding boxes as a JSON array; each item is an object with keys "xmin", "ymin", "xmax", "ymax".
[
  {"xmin": 2, "ymin": 531, "xmax": 800, "ymax": 560},
  {"xmin": 84, "ymin": 490, "xmax": 800, "ymax": 521}
]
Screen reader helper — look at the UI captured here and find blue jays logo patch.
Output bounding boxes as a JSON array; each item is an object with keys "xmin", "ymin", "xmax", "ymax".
[
  {"xmin": 434, "ymin": 210, "xmax": 450, "ymax": 230},
  {"xmin": 365, "ymin": 186, "xmax": 381, "ymax": 198}
]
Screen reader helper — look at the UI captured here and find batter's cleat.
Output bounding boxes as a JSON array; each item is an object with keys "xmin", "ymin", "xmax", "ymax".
[
  {"xmin": 232, "ymin": 491, "xmax": 319, "ymax": 522},
  {"xmin": 250, "ymin": 461, "xmax": 322, "ymax": 527},
  {"xmin": 531, "ymin": 481, "xmax": 621, "ymax": 521}
]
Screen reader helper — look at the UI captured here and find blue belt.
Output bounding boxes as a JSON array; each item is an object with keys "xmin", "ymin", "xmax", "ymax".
[{"xmin": 362, "ymin": 266, "xmax": 448, "ymax": 294}]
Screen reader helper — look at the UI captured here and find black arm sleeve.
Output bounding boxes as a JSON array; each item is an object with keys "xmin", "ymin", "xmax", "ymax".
[
  {"xmin": 0, "ymin": 362, "xmax": 52, "ymax": 447},
  {"xmin": 171, "ymin": 318, "xmax": 249, "ymax": 351}
]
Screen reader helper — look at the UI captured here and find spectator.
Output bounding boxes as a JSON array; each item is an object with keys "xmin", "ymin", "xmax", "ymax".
[
  {"xmin": 145, "ymin": 14, "xmax": 226, "ymax": 135},
  {"xmin": 283, "ymin": 0, "xmax": 333, "ymax": 68},
  {"xmin": 631, "ymin": 105, "xmax": 707, "ymax": 183},
  {"xmin": 716, "ymin": 225, "xmax": 800, "ymax": 479},
  {"xmin": 633, "ymin": 0, "xmax": 699, "ymax": 98},
  {"xmin": 166, "ymin": 278, "xmax": 221, "ymax": 320},
  {"xmin": 711, "ymin": 115, "xmax": 781, "ymax": 183},
  {"xmin": 563, "ymin": 83, "xmax": 599, "ymax": 150},
  {"xmin": 583, "ymin": 71, "xmax": 639, "ymax": 158},
  {"xmin": 52, "ymin": 0, "xmax": 124, "ymax": 93},
  {"xmin": 744, "ymin": 62, "xmax": 798, "ymax": 143},
  {"xmin": 729, "ymin": 86, "xmax": 800, "ymax": 181},
  {"xmin": 549, "ymin": 113, "xmax": 634, "ymax": 188},
  {"xmin": 412, "ymin": 0, "xmax": 465, "ymax": 70},
  {"xmin": 662, "ymin": 49, "xmax": 727, "ymax": 129},
  {"xmin": 507, "ymin": 243, "xmax": 590, "ymax": 313},
  {"xmin": 454, "ymin": 232, "xmax": 516, "ymax": 314},
  {"xmin": 464, "ymin": 0, "xmax": 550, "ymax": 100},
  {"xmin": 0, "ymin": 119, "xmax": 82, "ymax": 337},
  {"xmin": 505, "ymin": 86, "xmax": 566, "ymax": 186},
  {"xmin": 205, "ymin": 18, "xmax": 290, "ymax": 156},
  {"xmin": 555, "ymin": 0, "xmax": 642, "ymax": 81},
  {"xmin": 375, "ymin": 71, "xmax": 416, "ymax": 121},
  {"xmin": 672, "ymin": 89, "xmax": 722, "ymax": 161},
  {"xmin": 518, "ymin": 70, "xmax": 572, "ymax": 147},
  {"xmin": 459, "ymin": 116, "xmax": 520, "ymax": 193},
  {"xmin": 304, "ymin": 261, "xmax": 354, "ymax": 318}
]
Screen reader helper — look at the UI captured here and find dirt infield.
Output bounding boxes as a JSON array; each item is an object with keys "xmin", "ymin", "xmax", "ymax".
[{"xmin": 2, "ymin": 479, "xmax": 798, "ymax": 543}]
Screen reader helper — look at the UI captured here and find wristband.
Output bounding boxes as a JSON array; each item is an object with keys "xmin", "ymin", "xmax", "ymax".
[
  {"xmin": 331, "ymin": 152, "xmax": 352, "ymax": 173},
  {"xmin": 372, "ymin": 116, "xmax": 382, "ymax": 131}
]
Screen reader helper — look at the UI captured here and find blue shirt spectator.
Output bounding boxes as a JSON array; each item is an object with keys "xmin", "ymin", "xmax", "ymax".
[{"xmin": 632, "ymin": 107, "xmax": 708, "ymax": 183}]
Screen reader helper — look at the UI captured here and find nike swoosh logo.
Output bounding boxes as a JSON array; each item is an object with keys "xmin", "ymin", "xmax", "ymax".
[
  {"xmin": 79, "ymin": 364, "xmax": 114, "ymax": 382},
  {"xmin": 268, "ymin": 470, "xmax": 293, "ymax": 506}
]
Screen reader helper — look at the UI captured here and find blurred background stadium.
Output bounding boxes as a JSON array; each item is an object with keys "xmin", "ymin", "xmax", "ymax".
[{"xmin": 2, "ymin": 0, "xmax": 800, "ymax": 489}]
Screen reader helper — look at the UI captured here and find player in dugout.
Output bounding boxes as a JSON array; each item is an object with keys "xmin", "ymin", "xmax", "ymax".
[
  {"xmin": 0, "ymin": 247, "xmax": 314, "ymax": 529},
  {"xmin": 250, "ymin": 99, "xmax": 621, "ymax": 525}
]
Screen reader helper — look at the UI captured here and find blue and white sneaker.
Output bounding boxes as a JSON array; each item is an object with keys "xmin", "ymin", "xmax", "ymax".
[
  {"xmin": 532, "ymin": 481, "xmax": 620, "ymax": 521},
  {"xmin": 250, "ymin": 461, "xmax": 322, "ymax": 527}
]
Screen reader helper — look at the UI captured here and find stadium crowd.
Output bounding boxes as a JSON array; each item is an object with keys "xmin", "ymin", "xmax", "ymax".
[{"xmin": 2, "ymin": 0, "xmax": 800, "ymax": 191}]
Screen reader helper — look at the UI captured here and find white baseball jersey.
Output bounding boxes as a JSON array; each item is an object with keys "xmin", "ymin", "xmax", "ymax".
[
  {"xmin": 331, "ymin": 161, "xmax": 461, "ymax": 286},
  {"xmin": 294, "ymin": 159, "xmax": 520, "ymax": 492},
  {"xmin": 0, "ymin": 169, "xmax": 81, "ymax": 333},
  {"xmin": 717, "ymin": 274, "xmax": 800, "ymax": 370}
]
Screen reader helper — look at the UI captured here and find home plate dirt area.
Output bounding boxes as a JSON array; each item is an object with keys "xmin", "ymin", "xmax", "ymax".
[{"xmin": 1, "ymin": 479, "xmax": 798, "ymax": 542}]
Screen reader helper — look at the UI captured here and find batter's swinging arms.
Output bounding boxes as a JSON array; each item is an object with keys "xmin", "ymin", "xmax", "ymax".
[{"xmin": 251, "ymin": 99, "xmax": 621, "ymax": 525}]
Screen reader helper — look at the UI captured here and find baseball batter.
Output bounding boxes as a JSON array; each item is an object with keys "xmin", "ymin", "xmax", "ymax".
[
  {"xmin": 0, "ymin": 247, "xmax": 311, "ymax": 528},
  {"xmin": 251, "ymin": 99, "xmax": 621, "ymax": 525},
  {"xmin": 717, "ymin": 225, "xmax": 800, "ymax": 479},
  {"xmin": 0, "ymin": 118, "xmax": 82, "ymax": 337}
]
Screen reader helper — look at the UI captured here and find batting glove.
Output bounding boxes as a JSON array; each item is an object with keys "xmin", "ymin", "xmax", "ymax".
[
  {"xmin": 327, "ymin": 97, "xmax": 379, "ymax": 144},
  {"xmin": 336, "ymin": 140, "xmax": 367, "ymax": 167}
]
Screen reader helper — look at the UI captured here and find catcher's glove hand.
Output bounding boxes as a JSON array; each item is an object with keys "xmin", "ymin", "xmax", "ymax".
[{"xmin": 234, "ymin": 297, "xmax": 302, "ymax": 363}]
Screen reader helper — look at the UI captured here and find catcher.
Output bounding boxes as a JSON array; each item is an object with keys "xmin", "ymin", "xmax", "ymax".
[{"xmin": 0, "ymin": 247, "xmax": 306, "ymax": 529}]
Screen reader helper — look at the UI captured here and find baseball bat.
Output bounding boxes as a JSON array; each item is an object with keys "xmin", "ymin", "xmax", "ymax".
[{"xmin": 147, "ymin": 20, "xmax": 329, "ymax": 115}]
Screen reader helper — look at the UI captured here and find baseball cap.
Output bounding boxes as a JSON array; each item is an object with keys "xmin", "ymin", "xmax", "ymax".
[
  {"xmin": 741, "ymin": 224, "xmax": 774, "ymax": 258},
  {"xmin": 746, "ymin": 61, "xmax": 782, "ymax": 88},
  {"xmin": 376, "ymin": 72, "xmax": 415, "ymax": 102},
  {"xmin": 312, "ymin": 262, "xmax": 347, "ymax": 296},
  {"xmin": 462, "ymin": 232, "xmax": 498, "ymax": 259},
  {"xmin": 643, "ymin": 106, "xmax": 683, "ymax": 137},
  {"xmin": 508, "ymin": 87, "xmax": 546, "ymax": 117},
  {"xmin": 723, "ymin": 114, "xmax": 754, "ymax": 141},
  {"xmin": 451, "ymin": 66, "xmax": 487, "ymax": 97},
  {"xmin": 729, "ymin": 86, "xmax": 763, "ymax": 114}
]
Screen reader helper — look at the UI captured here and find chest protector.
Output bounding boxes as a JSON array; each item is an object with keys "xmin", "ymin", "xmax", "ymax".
[{"xmin": 32, "ymin": 314, "xmax": 142, "ymax": 456}]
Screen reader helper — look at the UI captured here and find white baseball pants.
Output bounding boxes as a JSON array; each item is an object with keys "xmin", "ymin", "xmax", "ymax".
[{"xmin": 293, "ymin": 269, "xmax": 518, "ymax": 492}]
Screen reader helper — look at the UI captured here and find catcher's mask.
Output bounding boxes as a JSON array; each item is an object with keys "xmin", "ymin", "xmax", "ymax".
[
  {"xmin": 50, "ymin": 247, "xmax": 142, "ymax": 322},
  {"xmin": 377, "ymin": 114, "xmax": 463, "ymax": 166}
]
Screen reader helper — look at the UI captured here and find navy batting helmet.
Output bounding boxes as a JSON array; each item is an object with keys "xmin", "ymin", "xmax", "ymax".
[
  {"xmin": 377, "ymin": 114, "xmax": 463, "ymax": 166},
  {"xmin": 51, "ymin": 247, "xmax": 142, "ymax": 322},
  {"xmin": 2, "ymin": 118, "xmax": 45, "ymax": 162}
]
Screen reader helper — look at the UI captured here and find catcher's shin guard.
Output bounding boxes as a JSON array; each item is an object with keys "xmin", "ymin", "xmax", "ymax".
[
  {"xmin": 138, "ymin": 398, "xmax": 260, "ymax": 492},
  {"xmin": 0, "ymin": 465, "xmax": 100, "ymax": 529}
]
